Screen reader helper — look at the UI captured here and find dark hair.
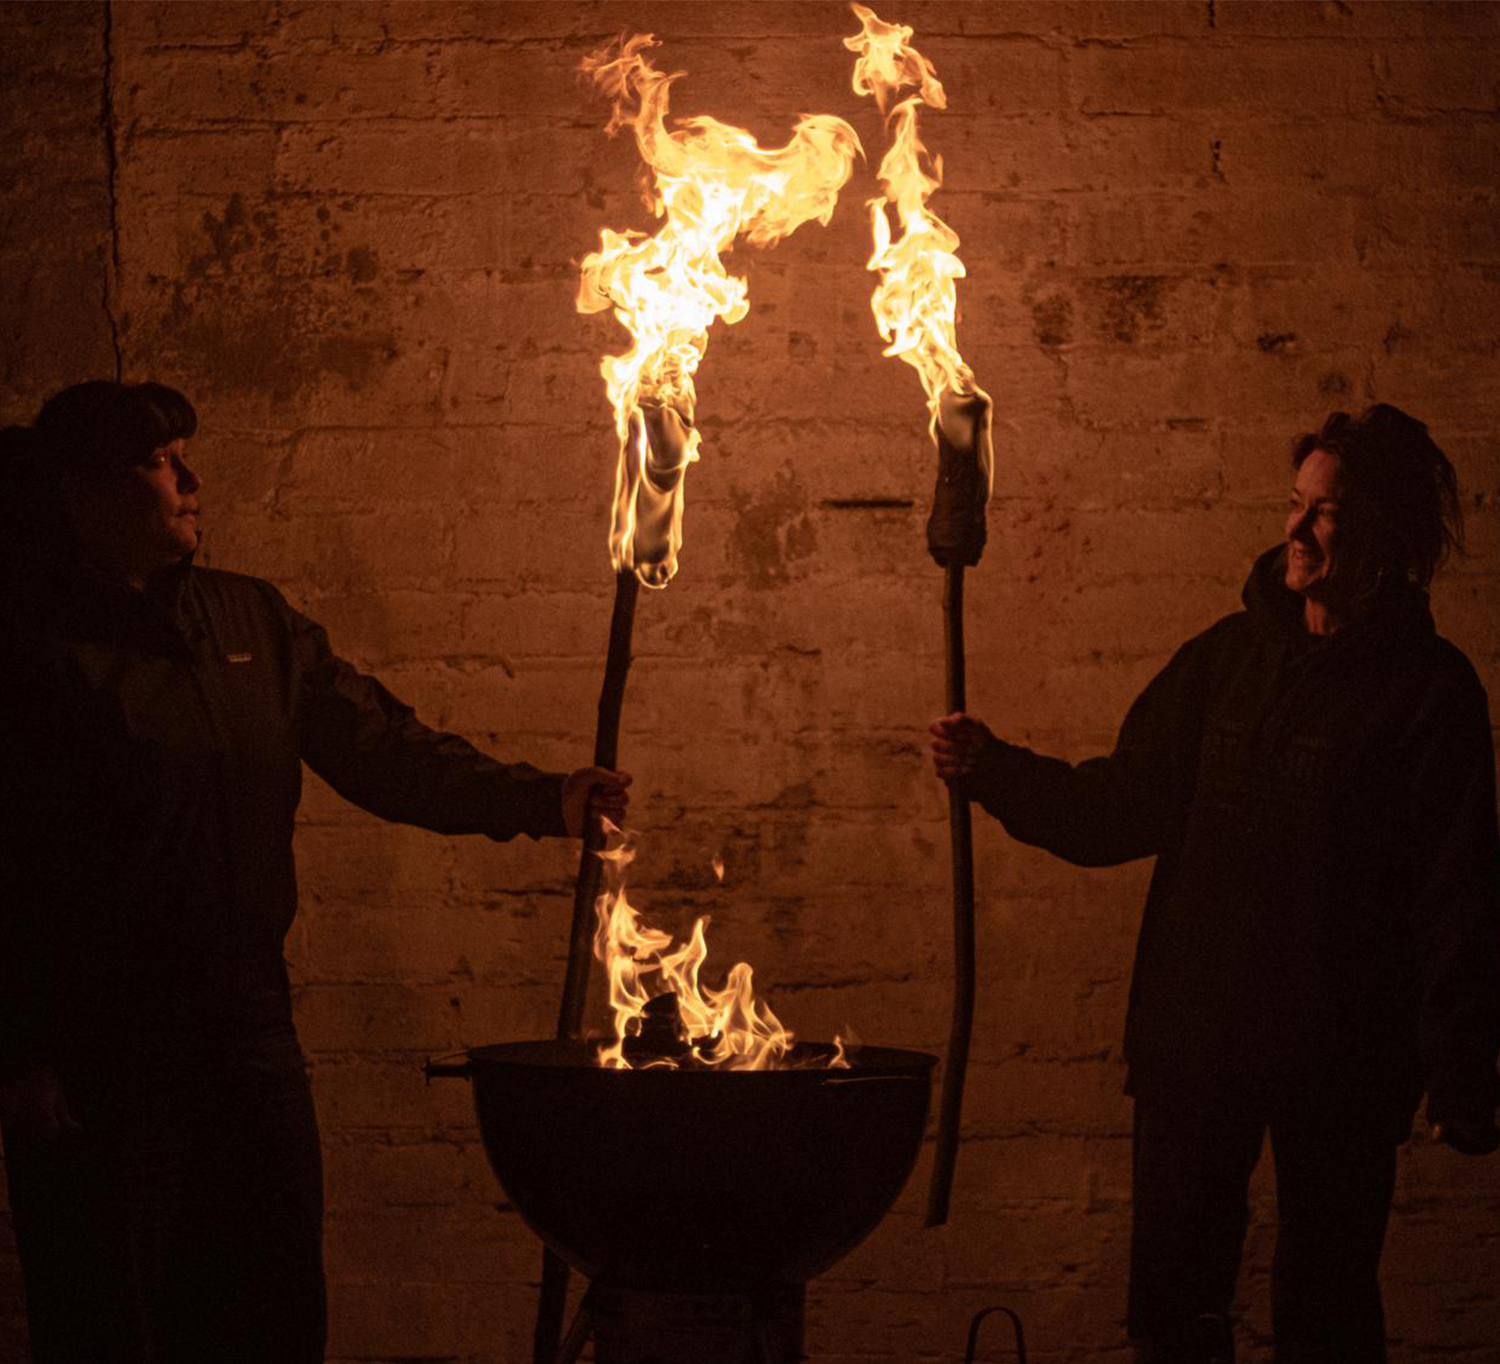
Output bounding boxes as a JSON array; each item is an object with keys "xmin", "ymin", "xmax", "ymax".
[
  {"xmin": 1291, "ymin": 403, "xmax": 1462, "ymax": 588},
  {"xmin": 31, "ymin": 380, "xmax": 197, "ymax": 471},
  {"xmin": 1, "ymin": 380, "xmax": 197, "ymax": 559}
]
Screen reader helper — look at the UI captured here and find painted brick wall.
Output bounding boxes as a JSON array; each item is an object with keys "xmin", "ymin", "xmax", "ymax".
[{"xmin": 3, "ymin": 3, "xmax": 1498, "ymax": 1361}]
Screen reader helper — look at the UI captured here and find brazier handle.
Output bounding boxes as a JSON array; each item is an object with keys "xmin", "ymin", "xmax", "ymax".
[
  {"xmin": 818, "ymin": 1074, "xmax": 926, "ymax": 1089},
  {"xmin": 965, "ymin": 1305, "xmax": 1027, "ymax": 1364}
]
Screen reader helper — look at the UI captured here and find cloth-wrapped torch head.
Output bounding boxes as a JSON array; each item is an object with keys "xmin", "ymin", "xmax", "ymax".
[{"xmin": 925, "ymin": 388, "xmax": 992, "ymax": 568}]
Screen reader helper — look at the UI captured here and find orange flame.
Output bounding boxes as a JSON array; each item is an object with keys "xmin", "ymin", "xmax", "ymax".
[
  {"xmin": 578, "ymin": 34, "xmax": 863, "ymax": 587},
  {"xmin": 592, "ymin": 824, "xmax": 849, "ymax": 1072},
  {"xmin": 845, "ymin": 4, "xmax": 993, "ymax": 483}
]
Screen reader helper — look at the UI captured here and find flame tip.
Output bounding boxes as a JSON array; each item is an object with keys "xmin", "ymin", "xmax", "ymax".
[
  {"xmin": 849, "ymin": 4, "xmax": 988, "ymax": 496},
  {"xmin": 582, "ymin": 28, "xmax": 862, "ymax": 583}
]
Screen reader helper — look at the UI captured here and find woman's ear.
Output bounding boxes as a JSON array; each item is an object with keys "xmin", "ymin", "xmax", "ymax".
[{"xmin": 1338, "ymin": 501, "xmax": 1400, "ymax": 608}]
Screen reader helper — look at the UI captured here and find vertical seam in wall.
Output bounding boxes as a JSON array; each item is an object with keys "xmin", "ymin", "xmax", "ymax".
[{"xmin": 101, "ymin": 0, "xmax": 124, "ymax": 380}]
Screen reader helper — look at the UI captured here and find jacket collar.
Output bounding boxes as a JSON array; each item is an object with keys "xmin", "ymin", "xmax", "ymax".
[
  {"xmin": 5, "ymin": 545, "xmax": 198, "ymax": 651},
  {"xmin": 1241, "ymin": 544, "xmax": 1434, "ymax": 654}
]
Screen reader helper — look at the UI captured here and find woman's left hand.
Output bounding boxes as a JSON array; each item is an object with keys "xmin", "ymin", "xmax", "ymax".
[{"xmin": 561, "ymin": 767, "xmax": 632, "ymax": 839}]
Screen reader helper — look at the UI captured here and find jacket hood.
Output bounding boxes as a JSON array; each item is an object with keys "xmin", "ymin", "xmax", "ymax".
[{"xmin": 1241, "ymin": 543, "xmax": 1435, "ymax": 650}]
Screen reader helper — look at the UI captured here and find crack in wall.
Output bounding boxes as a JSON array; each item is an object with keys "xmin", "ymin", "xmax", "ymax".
[{"xmin": 101, "ymin": 0, "xmax": 124, "ymax": 380}]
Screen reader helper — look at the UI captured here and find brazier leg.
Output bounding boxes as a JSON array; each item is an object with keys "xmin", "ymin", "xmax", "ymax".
[{"xmin": 551, "ymin": 1285, "xmax": 597, "ymax": 1364}]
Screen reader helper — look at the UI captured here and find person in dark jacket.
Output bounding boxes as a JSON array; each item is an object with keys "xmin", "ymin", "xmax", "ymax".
[
  {"xmin": 931, "ymin": 405, "xmax": 1500, "ymax": 1364},
  {"xmin": 0, "ymin": 380, "xmax": 631, "ymax": 1364}
]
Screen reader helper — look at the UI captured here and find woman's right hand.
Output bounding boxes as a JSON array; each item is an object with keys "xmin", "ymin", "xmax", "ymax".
[
  {"xmin": 0, "ymin": 1066, "xmax": 82, "ymax": 1147},
  {"xmin": 929, "ymin": 712, "xmax": 997, "ymax": 783}
]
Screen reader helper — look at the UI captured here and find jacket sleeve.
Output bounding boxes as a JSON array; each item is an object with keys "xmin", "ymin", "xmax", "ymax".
[
  {"xmin": 283, "ymin": 594, "xmax": 568, "ymax": 842},
  {"xmin": 963, "ymin": 623, "xmax": 1221, "ymax": 867},
  {"xmin": 1402, "ymin": 665, "xmax": 1500, "ymax": 1125}
]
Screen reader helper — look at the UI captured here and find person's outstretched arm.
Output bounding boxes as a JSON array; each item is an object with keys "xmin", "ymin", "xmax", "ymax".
[
  {"xmin": 931, "ymin": 624, "xmax": 1224, "ymax": 867},
  {"xmin": 283, "ymin": 591, "xmax": 625, "ymax": 842}
]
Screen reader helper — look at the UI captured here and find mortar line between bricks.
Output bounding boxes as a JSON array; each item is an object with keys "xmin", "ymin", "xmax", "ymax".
[{"xmin": 100, "ymin": 0, "xmax": 124, "ymax": 381}]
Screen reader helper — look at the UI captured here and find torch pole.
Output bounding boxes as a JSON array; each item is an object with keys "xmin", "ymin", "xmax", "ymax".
[
  {"xmin": 556, "ymin": 567, "xmax": 640, "ymax": 1039},
  {"xmin": 926, "ymin": 560, "xmax": 975, "ymax": 1228},
  {"xmin": 535, "ymin": 567, "xmax": 640, "ymax": 1364},
  {"xmin": 922, "ymin": 388, "xmax": 989, "ymax": 1230}
]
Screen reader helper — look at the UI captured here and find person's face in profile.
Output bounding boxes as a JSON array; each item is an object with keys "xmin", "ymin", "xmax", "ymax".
[
  {"xmin": 1285, "ymin": 446, "xmax": 1388, "ymax": 619},
  {"xmin": 1284, "ymin": 448, "xmax": 1347, "ymax": 600},
  {"xmin": 71, "ymin": 438, "xmax": 202, "ymax": 579}
]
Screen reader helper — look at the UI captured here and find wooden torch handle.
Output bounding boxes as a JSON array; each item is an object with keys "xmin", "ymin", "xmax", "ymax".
[
  {"xmin": 536, "ymin": 567, "xmax": 640, "ymax": 1364},
  {"xmin": 555, "ymin": 568, "xmax": 639, "ymax": 1041},
  {"xmin": 927, "ymin": 561, "xmax": 976, "ymax": 1228}
]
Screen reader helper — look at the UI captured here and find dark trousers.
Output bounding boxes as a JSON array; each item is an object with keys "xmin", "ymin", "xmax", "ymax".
[
  {"xmin": 1129, "ymin": 1096, "xmax": 1397, "ymax": 1364},
  {"xmin": 3, "ymin": 1030, "xmax": 326, "ymax": 1364}
]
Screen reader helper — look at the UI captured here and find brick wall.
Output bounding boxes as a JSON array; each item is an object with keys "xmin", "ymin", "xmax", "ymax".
[{"xmin": 3, "ymin": 2, "xmax": 1498, "ymax": 1360}]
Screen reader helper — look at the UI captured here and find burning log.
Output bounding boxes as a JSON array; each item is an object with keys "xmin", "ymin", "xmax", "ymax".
[
  {"xmin": 845, "ymin": 4, "xmax": 995, "ymax": 1228},
  {"xmin": 620, "ymin": 990, "xmax": 693, "ymax": 1065}
]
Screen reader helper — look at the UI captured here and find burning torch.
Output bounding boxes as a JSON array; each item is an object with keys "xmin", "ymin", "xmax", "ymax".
[
  {"xmin": 845, "ymin": 3, "xmax": 995, "ymax": 1228},
  {"xmin": 560, "ymin": 30, "xmax": 860, "ymax": 1044},
  {"xmin": 535, "ymin": 35, "xmax": 862, "ymax": 1362}
]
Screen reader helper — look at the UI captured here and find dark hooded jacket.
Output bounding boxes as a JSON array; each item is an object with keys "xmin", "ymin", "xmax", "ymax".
[
  {"xmin": 966, "ymin": 547, "xmax": 1500, "ymax": 1136},
  {"xmin": 0, "ymin": 554, "xmax": 566, "ymax": 1086}
]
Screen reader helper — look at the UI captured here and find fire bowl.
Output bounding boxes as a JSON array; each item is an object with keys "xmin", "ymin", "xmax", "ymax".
[{"xmin": 428, "ymin": 1039, "xmax": 936, "ymax": 1293}]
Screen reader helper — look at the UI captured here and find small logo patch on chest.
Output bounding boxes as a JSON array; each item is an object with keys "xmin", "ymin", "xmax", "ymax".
[{"xmin": 226, "ymin": 652, "xmax": 253, "ymax": 664}]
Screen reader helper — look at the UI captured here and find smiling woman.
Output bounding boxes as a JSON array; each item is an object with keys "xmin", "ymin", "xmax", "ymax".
[
  {"xmin": 931, "ymin": 403, "xmax": 1499, "ymax": 1364},
  {"xmin": 1284, "ymin": 449, "xmax": 1347, "ymax": 610},
  {"xmin": 1285, "ymin": 405, "xmax": 1464, "ymax": 636}
]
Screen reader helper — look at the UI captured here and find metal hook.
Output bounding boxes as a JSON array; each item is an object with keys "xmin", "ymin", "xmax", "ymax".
[{"xmin": 964, "ymin": 1305, "xmax": 1027, "ymax": 1364}]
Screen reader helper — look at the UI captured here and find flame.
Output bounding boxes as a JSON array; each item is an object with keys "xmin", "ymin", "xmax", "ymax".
[
  {"xmin": 845, "ymin": 4, "xmax": 992, "ymax": 488},
  {"xmin": 591, "ymin": 823, "xmax": 848, "ymax": 1071},
  {"xmin": 578, "ymin": 34, "xmax": 863, "ymax": 587}
]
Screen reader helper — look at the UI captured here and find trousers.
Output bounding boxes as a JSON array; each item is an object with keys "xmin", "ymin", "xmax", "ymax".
[
  {"xmin": 3, "ymin": 1028, "xmax": 326, "ymax": 1364},
  {"xmin": 1128, "ymin": 1095, "xmax": 1397, "ymax": 1364}
]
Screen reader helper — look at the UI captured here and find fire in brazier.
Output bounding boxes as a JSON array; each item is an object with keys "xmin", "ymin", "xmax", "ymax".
[{"xmin": 591, "ymin": 821, "xmax": 852, "ymax": 1071}]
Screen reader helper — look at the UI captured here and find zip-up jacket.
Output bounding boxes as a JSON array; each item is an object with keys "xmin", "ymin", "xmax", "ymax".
[
  {"xmin": 0, "ymin": 555, "xmax": 567, "ymax": 1083},
  {"xmin": 965, "ymin": 546, "xmax": 1500, "ymax": 1135}
]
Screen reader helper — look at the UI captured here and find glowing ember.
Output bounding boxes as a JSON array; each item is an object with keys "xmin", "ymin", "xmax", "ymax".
[
  {"xmin": 577, "ymin": 34, "xmax": 863, "ymax": 587},
  {"xmin": 845, "ymin": 3, "xmax": 993, "ymax": 478},
  {"xmin": 592, "ymin": 824, "xmax": 848, "ymax": 1072}
]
